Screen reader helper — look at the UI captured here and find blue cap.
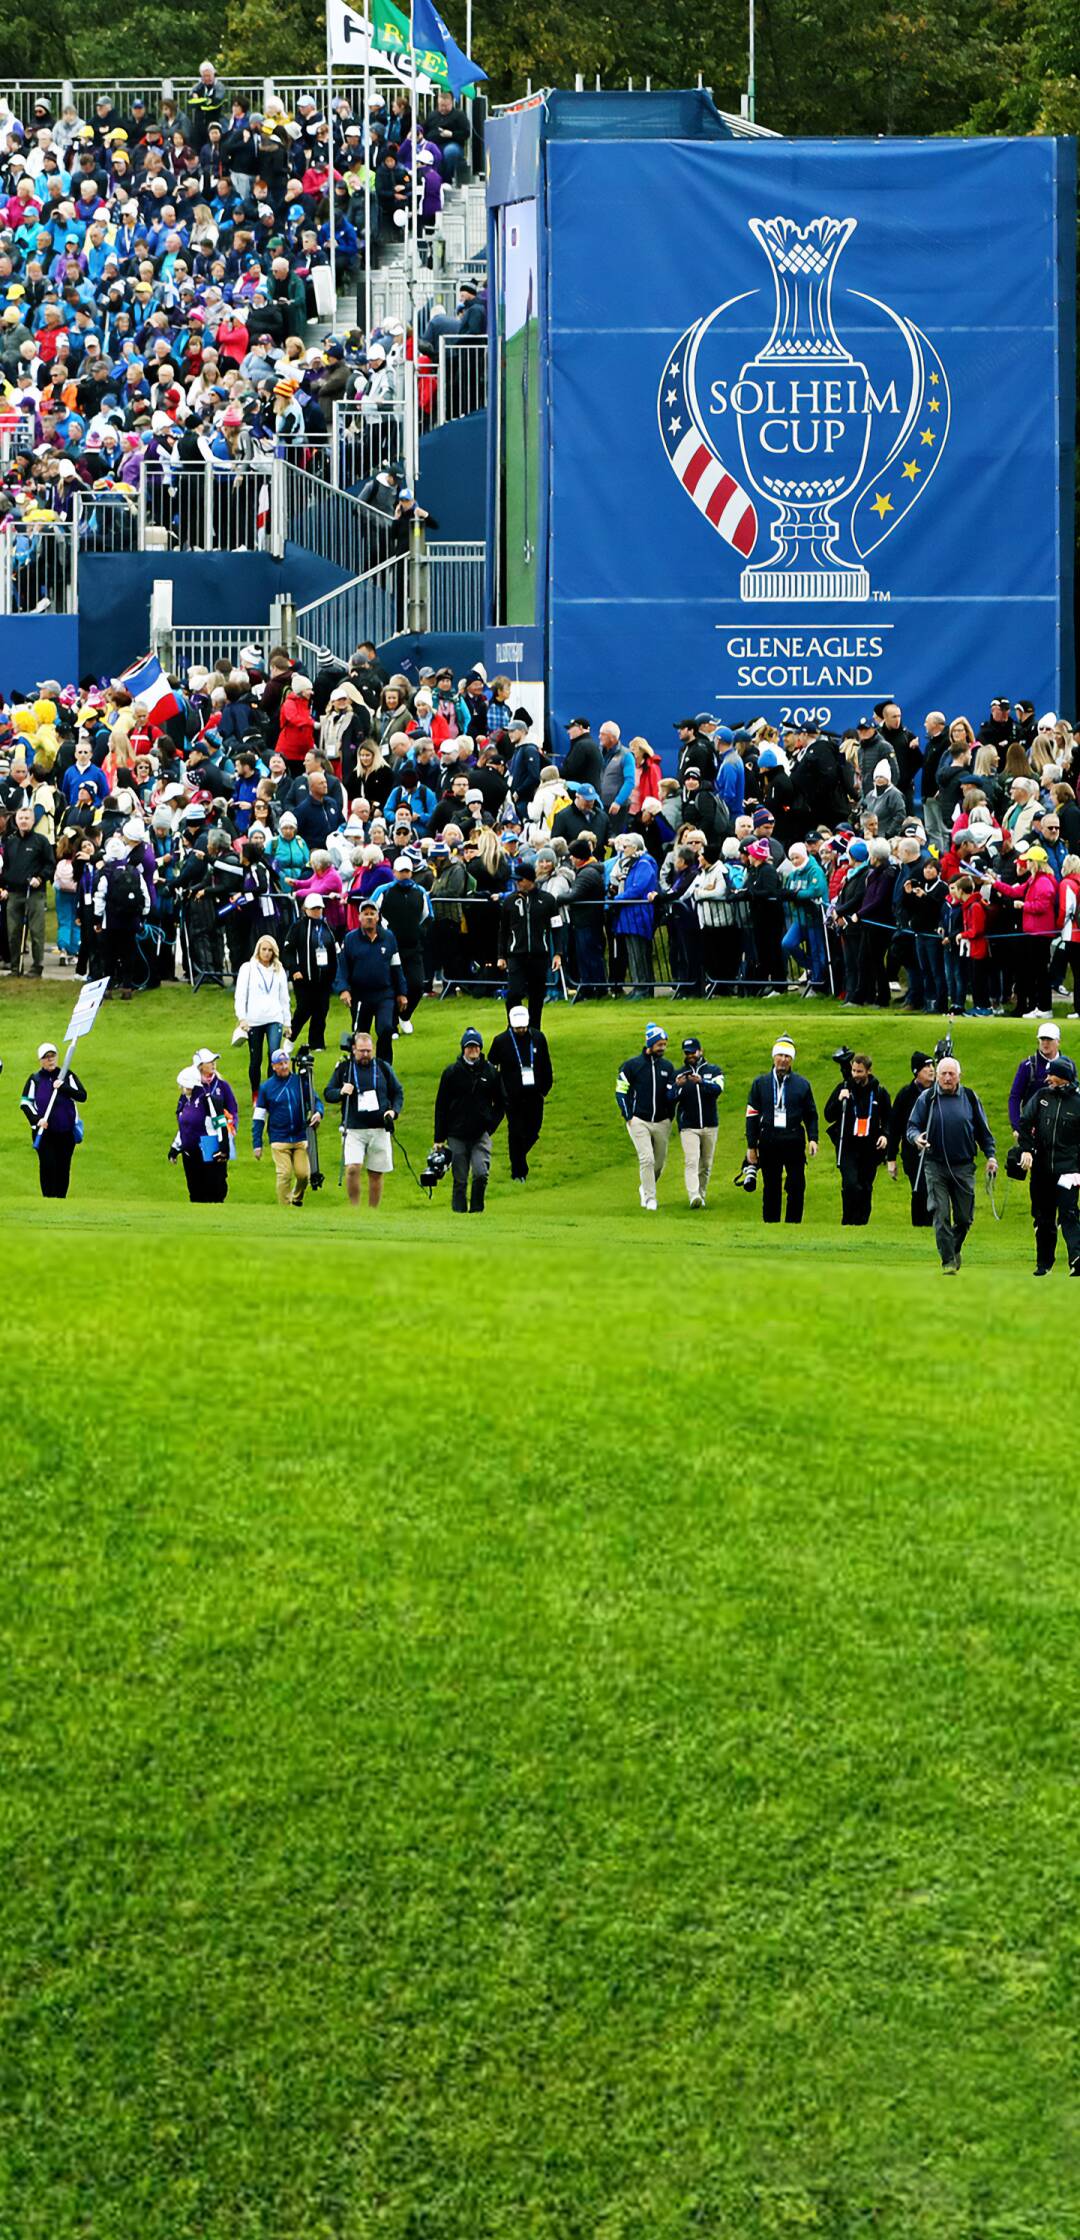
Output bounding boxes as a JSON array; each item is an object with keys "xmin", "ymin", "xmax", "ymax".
[
  {"xmin": 757, "ymin": 747, "xmax": 779, "ymax": 770},
  {"xmin": 644, "ymin": 1022, "xmax": 666, "ymax": 1048},
  {"xmin": 715, "ymin": 725, "xmax": 734, "ymax": 745},
  {"xmin": 847, "ymin": 839, "xmax": 869, "ymax": 863},
  {"xmin": 461, "ymin": 1025, "xmax": 483, "ymax": 1049}
]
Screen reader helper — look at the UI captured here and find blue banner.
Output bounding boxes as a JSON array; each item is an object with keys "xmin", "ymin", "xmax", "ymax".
[{"xmin": 545, "ymin": 136, "xmax": 1075, "ymax": 755}]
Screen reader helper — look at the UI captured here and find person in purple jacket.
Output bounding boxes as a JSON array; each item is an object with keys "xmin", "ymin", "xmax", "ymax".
[
  {"xmin": 170, "ymin": 1047, "xmax": 239, "ymax": 1203},
  {"xmin": 19, "ymin": 1040, "xmax": 87, "ymax": 1198}
]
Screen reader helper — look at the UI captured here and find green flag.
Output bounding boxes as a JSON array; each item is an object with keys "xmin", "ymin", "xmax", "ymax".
[{"xmin": 370, "ymin": 0, "xmax": 473, "ymax": 94}]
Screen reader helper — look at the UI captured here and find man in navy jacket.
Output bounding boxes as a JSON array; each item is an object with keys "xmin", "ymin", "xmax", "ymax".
[
  {"xmin": 744, "ymin": 1034, "xmax": 819, "ymax": 1224},
  {"xmin": 616, "ymin": 1020, "xmax": 678, "ymax": 1211},
  {"xmin": 334, "ymin": 897, "xmax": 407, "ymax": 1061},
  {"xmin": 252, "ymin": 1046, "xmax": 323, "ymax": 1207}
]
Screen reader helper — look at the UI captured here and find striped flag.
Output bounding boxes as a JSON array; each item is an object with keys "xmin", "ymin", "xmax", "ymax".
[
  {"xmin": 112, "ymin": 652, "xmax": 179, "ymax": 721},
  {"xmin": 657, "ymin": 324, "xmax": 757, "ymax": 557},
  {"xmin": 256, "ymin": 479, "xmax": 271, "ymax": 551}
]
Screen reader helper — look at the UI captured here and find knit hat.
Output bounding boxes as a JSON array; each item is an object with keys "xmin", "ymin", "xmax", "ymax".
[
  {"xmin": 771, "ymin": 1036, "xmax": 796, "ymax": 1061},
  {"xmin": 461, "ymin": 1025, "xmax": 483, "ymax": 1049},
  {"xmin": 644, "ymin": 1022, "xmax": 666, "ymax": 1048},
  {"xmin": 1047, "ymin": 1055, "xmax": 1077, "ymax": 1083},
  {"xmin": 911, "ymin": 1050, "xmax": 932, "ymax": 1071}
]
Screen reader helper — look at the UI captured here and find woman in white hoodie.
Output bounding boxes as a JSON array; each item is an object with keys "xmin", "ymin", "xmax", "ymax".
[{"xmin": 235, "ymin": 934, "xmax": 291, "ymax": 1097}]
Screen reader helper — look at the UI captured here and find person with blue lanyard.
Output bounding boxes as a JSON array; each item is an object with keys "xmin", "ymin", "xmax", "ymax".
[
  {"xmin": 489, "ymin": 1005, "xmax": 554, "ymax": 1182},
  {"xmin": 252, "ymin": 1045, "xmax": 323, "ymax": 1208},
  {"xmin": 744, "ymin": 1034, "xmax": 819, "ymax": 1225},
  {"xmin": 323, "ymin": 1028, "xmax": 404, "ymax": 1212},
  {"xmin": 824, "ymin": 1052, "xmax": 892, "ymax": 1226}
]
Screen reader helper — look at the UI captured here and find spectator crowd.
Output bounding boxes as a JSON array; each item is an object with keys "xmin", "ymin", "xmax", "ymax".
[
  {"xmin": 4, "ymin": 668, "xmax": 1080, "ymax": 1023},
  {"xmin": 0, "ymin": 74, "xmax": 485, "ymax": 589}
]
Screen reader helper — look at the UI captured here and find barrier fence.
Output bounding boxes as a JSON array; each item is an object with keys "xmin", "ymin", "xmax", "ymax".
[
  {"xmin": 0, "ymin": 517, "xmax": 77, "ymax": 614},
  {"xmin": 436, "ymin": 335, "xmax": 488, "ymax": 425}
]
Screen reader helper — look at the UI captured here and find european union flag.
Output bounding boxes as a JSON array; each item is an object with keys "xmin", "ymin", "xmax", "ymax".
[{"xmin": 410, "ymin": 0, "xmax": 486, "ymax": 95}]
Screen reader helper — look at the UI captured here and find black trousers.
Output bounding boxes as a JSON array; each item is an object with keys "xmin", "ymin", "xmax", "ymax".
[
  {"xmin": 506, "ymin": 1091, "xmax": 545, "ymax": 1179},
  {"xmin": 759, "ymin": 1140, "xmax": 806, "ymax": 1224},
  {"xmin": 838, "ymin": 1147, "xmax": 878, "ymax": 1225},
  {"xmin": 291, "ymin": 981, "xmax": 332, "ymax": 1049},
  {"xmin": 351, "ymin": 996, "xmax": 396, "ymax": 1064},
  {"xmin": 901, "ymin": 1141, "xmax": 933, "ymax": 1226},
  {"xmin": 103, "ymin": 924, "xmax": 141, "ymax": 991},
  {"xmin": 182, "ymin": 1150, "xmax": 229, "ymax": 1202},
  {"xmin": 37, "ymin": 1133, "xmax": 74, "ymax": 1198},
  {"xmin": 1031, "ymin": 1167, "xmax": 1080, "ymax": 1271},
  {"xmin": 507, "ymin": 953, "xmax": 549, "ymax": 1030}
]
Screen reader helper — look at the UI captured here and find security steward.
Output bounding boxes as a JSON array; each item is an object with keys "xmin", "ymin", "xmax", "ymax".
[
  {"xmin": 887, "ymin": 1050, "xmax": 935, "ymax": 1226},
  {"xmin": 489, "ymin": 1003, "xmax": 554, "ymax": 1181},
  {"xmin": 433, "ymin": 1025, "xmax": 505, "ymax": 1214},
  {"xmin": 324, "ymin": 1026, "xmax": 404, "ymax": 1211},
  {"xmin": 283, "ymin": 892, "xmax": 339, "ymax": 1050},
  {"xmin": 335, "ymin": 895, "xmax": 407, "ymax": 1062},
  {"xmin": 744, "ymin": 1034, "xmax": 819, "ymax": 1224},
  {"xmin": 497, "ymin": 854, "xmax": 563, "ymax": 1029},
  {"xmin": 674, "ymin": 1035, "xmax": 724, "ymax": 1208},
  {"xmin": 1018, "ymin": 1052, "xmax": 1080, "ymax": 1277},
  {"xmin": 824, "ymin": 1052, "xmax": 892, "ymax": 1226}
]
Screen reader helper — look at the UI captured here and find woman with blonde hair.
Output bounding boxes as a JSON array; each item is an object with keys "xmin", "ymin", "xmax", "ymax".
[
  {"xmin": 235, "ymin": 933, "xmax": 291, "ymax": 1096},
  {"xmin": 627, "ymin": 735, "xmax": 663, "ymax": 816}
]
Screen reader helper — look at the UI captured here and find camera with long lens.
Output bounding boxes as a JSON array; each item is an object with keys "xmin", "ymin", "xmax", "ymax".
[
  {"xmin": 934, "ymin": 1033, "xmax": 954, "ymax": 1065},
  {"xmin": 291, "ymin": 1045, "xmax": 324, "ymax": 1187},
  {"xmin": 831, "ymin": 1044, "xmax": 855, "ymax": 1075},
  {"xmin": 420, "ymin": 1143, "xmax": 453, "ymax": 1194},
  {"xmin": 733, "ymin": 1157, "xmax": 758, "ymax": 1192}
]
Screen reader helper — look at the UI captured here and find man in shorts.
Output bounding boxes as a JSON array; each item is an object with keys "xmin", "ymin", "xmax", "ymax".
[{"xmin": 324, "ymin": 1027, "xmax": 404, "ymax": 1210}]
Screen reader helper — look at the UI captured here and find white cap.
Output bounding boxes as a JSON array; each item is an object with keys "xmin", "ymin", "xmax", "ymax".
[
  {"xmin": 1037, "ymin": 1021, "xmax": 1061, "ymax": 1041},
  {"xmin": 302, "ymin": 892, "xmax": 325, "ymax": 909},
  {"xmin": 192, "ymin": 1048, "xmax": 219, "ymax": 1066},
  {"xmin": 508, "ymin": 1005, "xmax": 529, "ymax": 1029},
  {"xmin": 37, "ymin": 1040, "xmax": 58, "ymax": 1058},
  {"xmin": 176, "ymin": 1064, "xmax": 199, "ymax": 1089},
  {"xmin": 393, "ymin": 854, "xmax": 412, "ymax": 873},
  {"xmin": 1038, "ymin": 711, "xmax": 1058, "ymax": 732}
]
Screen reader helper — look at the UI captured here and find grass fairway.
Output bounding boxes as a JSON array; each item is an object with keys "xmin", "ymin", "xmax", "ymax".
[{"xmin": 1, "ymin": 982, "xmax": 1078, "ymax": 2240}]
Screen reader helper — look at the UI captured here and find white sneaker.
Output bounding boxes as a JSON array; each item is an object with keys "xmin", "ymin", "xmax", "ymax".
[
  {"xmin": 643, "ymin": 1197, "xmax": 658, "ymax": 1212},
  {"xmin": 689, "ymin": 1192, "xmax": 705, "ymax": 1209},
  {"xmin": 1023, "ymin": 1010, "xmax": 1044, "ymax": 1020},
  {"xmin": 400, "ymin": 1018, "xmax": 414, "ymax": 1034}
]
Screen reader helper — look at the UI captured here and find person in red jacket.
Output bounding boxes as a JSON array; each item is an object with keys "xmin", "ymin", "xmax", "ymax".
[
  {"xmin": 953, "ymin": 874, "xmax": 992, "ymax": 1014},
  {"xmin": 277, "ymin": 674, "xmax": 316, "ymax": 768},
  {"xmin": 992, "ymin": 844, "xmax": 1059, "ymax": 1018}
]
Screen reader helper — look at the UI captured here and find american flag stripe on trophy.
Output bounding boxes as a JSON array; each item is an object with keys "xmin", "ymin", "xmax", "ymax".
[{"xmin": 657, "ymin": 323, "xmax": 758, "ymax": 558}]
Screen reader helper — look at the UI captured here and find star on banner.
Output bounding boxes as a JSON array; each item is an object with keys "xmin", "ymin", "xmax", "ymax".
[
  {"xmin": 930, "ymin": 372, "xmax": 939, "ymax": 385},
  {"xmin": 928, "ymin": 398, "xmax": 940, "ymax": 413},
  {"xmin": 920, "ymin": 428, "xmax": 936, "ymax": 446},
  {"xmin": 901, "ymin": 460, "xmax": 920, "ymax": 481},
  {"xmin": 870, "ymin": 492, "xmax": 893, "ymax": 520},
  {"xmin": 668, "ymin": 416, "xmax": 682, "ymax": 436},
  {"xmin": 665, "ymin": 388, "xmax": 676, "ymax": 406}
]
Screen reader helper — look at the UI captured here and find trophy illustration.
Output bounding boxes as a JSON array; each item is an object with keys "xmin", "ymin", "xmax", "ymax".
[{"xmin": 737, "ymin": 216, "xmax": 871, "ymax": 603}]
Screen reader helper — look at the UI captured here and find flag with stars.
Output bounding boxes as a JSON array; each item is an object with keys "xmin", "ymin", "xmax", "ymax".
[
  {"xmin": 657, "ymin": 323, "xmax": 757, "ymax": 557},
  {"xmin": 851, "ymin": 320, "xmax": 950, "ymax": 558}
]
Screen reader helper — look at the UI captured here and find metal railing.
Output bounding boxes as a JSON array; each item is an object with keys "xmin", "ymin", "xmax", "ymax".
[
  {"xmin": 426, "ymin": 541, "xmax": 485, "ymax": 633},
  {"xmin": 170, "ymin": 624, "xmax": 274, "ymax": 673},
  {"xmin": 282, "ymin": 458, "xmax": 399, "ymax": 574},
  {"xmin": 436, "ymin": 335, "xmax": 487, "ymax": 424},
  {"xmin": 295, "ymin": 556, "xmax": 408, "ymax": 663},
  {"xmin": 0, "ymin": 71, "xmax": 447, "ymax": 124},
  {"xmin": 330, "ymin": 395, "xmax": 406, "ymax": 490},
  {"xmin": 71, "ymin": 485, "xmax": 140, "ymax": 553},
  {"xmin": 0, "ymin": 517, "xmax": 77, "ymax": 614}
]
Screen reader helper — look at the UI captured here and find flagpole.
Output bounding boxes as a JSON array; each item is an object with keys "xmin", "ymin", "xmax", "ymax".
[
  {"xmin": 326, "ymin": 9, "xmax": 339, "ymax": 310},
  {"xmin": 363, "ymin": 0, "xmax": 373, "ymax": 342}
]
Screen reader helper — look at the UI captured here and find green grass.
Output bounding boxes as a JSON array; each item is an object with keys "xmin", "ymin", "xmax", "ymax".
[{"xmin": 1, "ymin": 983, "xmax": 1078, "ymax": 2240}]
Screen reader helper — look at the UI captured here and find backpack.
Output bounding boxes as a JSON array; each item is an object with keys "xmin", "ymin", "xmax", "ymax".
[{"xmin": 108, "ymin": 863, "xmax": 143, "ymax": 921}]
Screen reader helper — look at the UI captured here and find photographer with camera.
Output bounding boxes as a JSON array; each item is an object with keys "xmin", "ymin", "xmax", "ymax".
[
  {"xmin": 824, "ymin": 1048, "xmax": 892, "ymax": 1227},
  {"xmin": 905, "ymin": 1054, "xmax": 997, "ymax": 1273},
  {"xmin": 324, "ymin": 1028, "xmax": 404, "ymax": 1212},
  {"xmin": 252, "ymin": 1046, "xmax": 324, "ymax": 1209},
  {"xmin": 674, "ymin": 1036, "xmax": 724, "ymax": 1208},
  {"xmin": 433, "ymin": 1027, "xmax": 505, "ymax": 1215},
  {"xmin": 744, "ymin": 1035, "xmax": 819, "ymax": 1225},
  {"xmin": 1016, "ymin": 1054, "xmax": 1080, "ymax": 1276},
  {"xmin": 887, "ymin": 1051, "xmax": 936, "ymax": 1226}
]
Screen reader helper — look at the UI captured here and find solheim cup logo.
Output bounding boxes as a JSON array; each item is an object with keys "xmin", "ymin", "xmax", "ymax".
[{"xmin": 657, "ymin": 213, "xmax": 950, "ymax": 602}]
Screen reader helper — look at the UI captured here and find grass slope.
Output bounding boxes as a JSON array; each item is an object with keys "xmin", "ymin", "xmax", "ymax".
[{"xmin": 1, "ymin": 983, "xmax": 1078, "ymax": 2240}]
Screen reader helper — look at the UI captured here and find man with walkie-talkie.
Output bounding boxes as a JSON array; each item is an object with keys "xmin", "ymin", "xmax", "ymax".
[{"xmin": 324, "ymin": 1028, "xmax": 404, "ymax": 1213}]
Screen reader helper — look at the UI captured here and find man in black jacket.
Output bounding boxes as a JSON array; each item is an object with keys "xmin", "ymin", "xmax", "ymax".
[
  {"xmin": 744, "ymin": 1033, "xmax": 819, "ymax": 1224},
  {"xmin": 324, "ymin": 1027, "xmax": 404, "ymax": 1211},
  {"xmin": 433, "ymin": 1025, "xmax": 505, "ymax": 1213},
  {"xmin": 560, "ymin": 717, "xmax": 603, "ymax": 795},
  {"xmin": 887, "ymin": 1050, "xmax": 935, "ymax": 1225},
  {"xmin": 498, "ymin": 856, "xmax": 562, "ymax": 1029},
  {"xmin": 1018, "ymin": 1053, "xmax": 1080, "ymax": 1276},
  {"xmin": 1, "ymin": 806, "xmax": 54, "ymax": 974},
  {"xmin": 489, "ymin": 1005, "xmax": 554, "ymax": 1181},
  {"xmin": 567, "ymin": 838, "xmax": 607, "ymax": 995},
  {"xmin": 824, "ymin": 1052, "xmax": 892, "ymax": 1226},
  {"xmin": 674, "ymin": 1035, "xmax": 724, "ymax": 1208},
  {"xmin": 378, "ymin": 856, "xmax": 428, "ymax": 1028},
  {"xmin": 283, "ymin": 894, "xmax": 339, "ymax": 1049}
]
